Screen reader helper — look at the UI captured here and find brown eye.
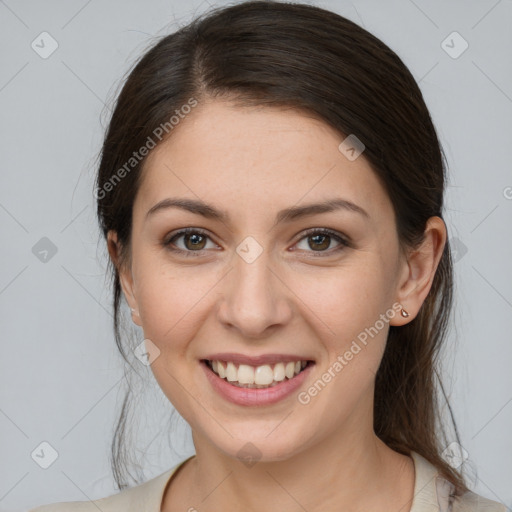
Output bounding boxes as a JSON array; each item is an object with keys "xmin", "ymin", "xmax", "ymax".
[
  {"xmin": 307, "ymin": 233, "xmax": 331, "ymax": 251},
  {"xmin": 294, "ymin": 228, "xmax": 349, "ymax": 255},
  {"xmin": 163, "ymin": 228, "xmax": 216, "ymax": 256},
  {"xmin": 182, "ymin": 232, "xmax": 207, "ymax": 250}
]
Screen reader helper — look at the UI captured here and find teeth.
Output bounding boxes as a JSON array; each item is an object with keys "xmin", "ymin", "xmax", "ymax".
[
  {"xmin": 217, "ymin": 361, "xmax": 226, "ymax": 379},
  {"xmin": 207, "ymin": 359, "xmax": 310, "ymax": 388},
  {"xmin": 285, "ymin": 361, "xmax": 295, "ymax": 379},
  {"xmin": 274, "ymin": 362, "xmax": 286, "ymax": 382},
  {"xmin": 226, "ymin": 362, "xmax": 238, "ymax": 382},
  {"xmin": 254, "ymin": 365, "xmax": 274, "ymax": 385}
]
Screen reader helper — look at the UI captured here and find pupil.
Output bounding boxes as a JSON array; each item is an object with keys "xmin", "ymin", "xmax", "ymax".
[
  {"xmin": 309, "ymin": 234, "xmax": 329, "ymax": 250},
  {"xmin": 186, "ymin": 233, "xmax": 205, "ymax": 250}
]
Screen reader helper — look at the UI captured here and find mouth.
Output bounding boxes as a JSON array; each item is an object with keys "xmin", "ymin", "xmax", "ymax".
[{"xmin": 201, "ymin": 358, "xmax": 315, "ymax": 389}]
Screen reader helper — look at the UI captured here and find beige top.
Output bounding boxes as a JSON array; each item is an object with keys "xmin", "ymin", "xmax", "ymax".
[{"xmin": 29, "ymin": 451, "xmax": 506, "ymax": 512}]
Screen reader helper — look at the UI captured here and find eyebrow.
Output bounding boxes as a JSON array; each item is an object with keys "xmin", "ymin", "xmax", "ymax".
[{"xmin": 145, "ymin": 197, "xmax": 370, "ymax": 225}]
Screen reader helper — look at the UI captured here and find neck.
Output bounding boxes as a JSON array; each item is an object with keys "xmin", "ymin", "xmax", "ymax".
[{"xmin": 163, "ymin": 427, "xmax": 415, "ymax": 512}]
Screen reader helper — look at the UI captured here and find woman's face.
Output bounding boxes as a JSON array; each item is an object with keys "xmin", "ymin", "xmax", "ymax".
[{"xmin": 114, "ymin": 99, "xmax": 417, "ymax": 461}]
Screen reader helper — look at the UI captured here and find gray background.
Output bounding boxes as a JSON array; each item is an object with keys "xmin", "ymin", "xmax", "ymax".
[{"xmin": 1, "ymin": 0, "xmax": 511, "ymax": 510}]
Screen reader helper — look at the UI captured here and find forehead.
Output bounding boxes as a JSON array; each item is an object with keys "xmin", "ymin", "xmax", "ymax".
[{"xmin": 135, "ymin": 100, "xmax": 393, "ymax": 225}]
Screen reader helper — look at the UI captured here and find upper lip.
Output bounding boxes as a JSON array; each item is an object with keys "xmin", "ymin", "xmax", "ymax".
[{"xmin": 202, "ymin": 353, "xmax": 315, "ymax": 366}]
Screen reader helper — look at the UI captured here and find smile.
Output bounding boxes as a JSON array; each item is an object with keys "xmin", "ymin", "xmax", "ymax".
[
  {"xmin": 204, "ymin": 359, "xmax": 311, "ymax": 388},
  {"xmin": 200, "ymin": 357, "xmax": 315, "ymax": 406}
]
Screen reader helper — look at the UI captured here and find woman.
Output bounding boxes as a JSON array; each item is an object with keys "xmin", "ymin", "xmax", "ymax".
[{"xmin": 30, "ymin": 1, "xmax": 506, "ymax": 511}]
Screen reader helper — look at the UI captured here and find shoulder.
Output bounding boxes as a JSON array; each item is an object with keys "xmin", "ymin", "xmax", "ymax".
[
  {"xmin": 410, "ymin": 451, "xmax": 506, "ymax": 512},
  {"xmin": 27, "ymin": 466, "xmax": 177, "ymax": 512},
  {"xmin": 452, "ymin": 489, "xmax": 507, "ymax": 512}
]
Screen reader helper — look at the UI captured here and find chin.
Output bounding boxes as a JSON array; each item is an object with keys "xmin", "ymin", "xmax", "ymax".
[{"xmin": 205, "ymin": 426, "xmax": 311, "ymax": 464}]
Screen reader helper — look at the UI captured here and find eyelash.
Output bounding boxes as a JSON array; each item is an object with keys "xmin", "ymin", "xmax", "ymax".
[{"xmin": 162, "ymin": 227, "xmax": 350, "ymax": 258}]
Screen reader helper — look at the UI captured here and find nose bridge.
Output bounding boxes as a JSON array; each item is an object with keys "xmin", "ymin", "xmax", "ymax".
[{"xmin": 219, "ymin": 235, "xmax": 290, "ymax": 336}]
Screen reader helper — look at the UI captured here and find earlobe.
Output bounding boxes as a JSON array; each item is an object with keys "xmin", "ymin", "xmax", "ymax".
[
  {"xmin": 390, "ymin": 216, "xmax": 447, "ymax": 326},
  {"xmin": 107, "ymin": 230, "xmax": 142, "ymax": 327},
  {"xmin": 119, "ymin": 264, "xmax": 142, "ymax": 327},
  {"xmin": 118, "ymin": 271, "xmax": 141, "ymax": 326}
]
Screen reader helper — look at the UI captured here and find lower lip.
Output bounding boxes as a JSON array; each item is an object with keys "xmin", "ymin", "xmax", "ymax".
[{"xmin": 201, "ymin": 360, "xmax": 314, "ymax": 406}]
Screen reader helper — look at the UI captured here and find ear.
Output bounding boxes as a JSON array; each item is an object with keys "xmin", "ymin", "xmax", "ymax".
[
  {"xmin": 390, "ymin": 216, "xmax": 447, "ymax": 326},
  {"xmin": 107, "ymin": 230, "xmax": 142, "ymax": 327}
]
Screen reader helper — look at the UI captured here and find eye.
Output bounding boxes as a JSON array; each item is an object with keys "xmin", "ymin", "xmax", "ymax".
[
  {"xmin": 163, "ymin": 228, "xmax": 218, "ymax": 256},
  {"xmin": 163, "ymin": 227, "xmax": 350, "ymax": 257},
  {"xmin": 293, "ymin": 228, "xmax": 349, "ymax": 255}
]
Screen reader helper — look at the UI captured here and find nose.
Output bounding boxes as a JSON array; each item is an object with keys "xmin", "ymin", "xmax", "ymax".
[{"xmin": 217, "ymin": 244, "xmax": 293, "ymax": 339}]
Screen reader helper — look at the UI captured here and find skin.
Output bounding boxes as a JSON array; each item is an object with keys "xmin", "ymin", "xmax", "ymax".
[{"xmin": 108, "ymin": 99, "xmax": 447, "ymax": 512}]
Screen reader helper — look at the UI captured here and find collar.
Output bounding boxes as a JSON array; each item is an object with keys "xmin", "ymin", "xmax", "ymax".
[
  {"xmin": 410, "ymin": 451, "xmax": 445, "ymax": 512},
  {"xmin": 102, "ymin": 451, "xmax": 449, "ymax": 512}
]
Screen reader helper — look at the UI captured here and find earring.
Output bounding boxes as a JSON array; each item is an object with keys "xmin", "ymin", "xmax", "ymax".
[
  {"xmin": 130, "ymin": 307, "xmax": 139, "ymax": 317},
  {"xmin": 400, "ymin": 308, "xmax": 410, "ymax": 318}
]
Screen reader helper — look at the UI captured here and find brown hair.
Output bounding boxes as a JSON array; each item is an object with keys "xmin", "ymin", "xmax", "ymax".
[{"xmin": 96, "ymin": 0, "xmax": 468, "ymax": 494}]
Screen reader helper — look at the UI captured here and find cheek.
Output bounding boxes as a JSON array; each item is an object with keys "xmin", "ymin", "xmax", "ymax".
[
  {"xmin": 133, "ymin": 258, "xmax": 220, "ymax": 349},
  {"xmin": 137, "ymin": 278, "xmax": 196, "ymax": 344},
  {"xmin": 289, "ymin": 262, "xmax": 392, "ymax": 391},
  {"xmin": 289, "ymin": 259, "xmax": 390, "ymax": 333},
  {"xmin": 133, "ymin": 267, "xmax": 210, "ymax": 417}
]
